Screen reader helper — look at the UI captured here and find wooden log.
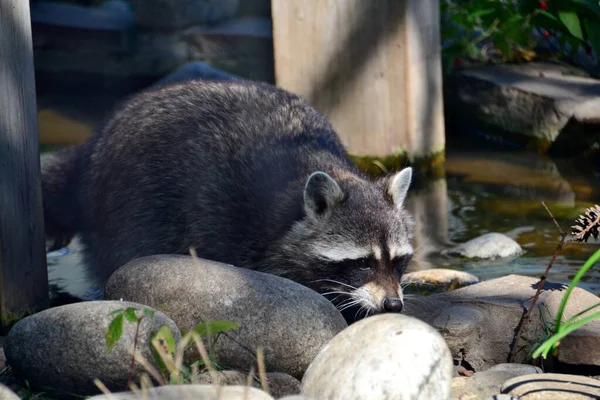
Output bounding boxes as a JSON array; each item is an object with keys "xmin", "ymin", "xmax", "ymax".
[
  {"xmin": 0, "ymin": 0, "xmax": 49, "ymax": 327},
  {"xmin": 271, "ymin": 0, "xmax": 445, "ymax": 164}
]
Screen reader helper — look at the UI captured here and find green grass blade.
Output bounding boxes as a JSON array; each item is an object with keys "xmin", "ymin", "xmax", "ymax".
[
  {"xmin": 554, "ymin": 248, "xmax": 600, "ymax": 330},
  {"xmin": 533, "ymin": 310, "xmax": 600, "ymax": 359}
]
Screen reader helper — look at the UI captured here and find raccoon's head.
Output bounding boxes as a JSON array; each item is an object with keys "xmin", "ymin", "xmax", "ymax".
[{"xmin": 277, "ymin": 167, "xmax": 415, "ymax": 322}]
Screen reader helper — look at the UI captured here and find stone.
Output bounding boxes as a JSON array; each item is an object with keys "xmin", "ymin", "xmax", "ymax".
[
  {"xmin": 501, "ymin": 373, "xmax": 600, "ymax": 399},
  {"xmin": 4, "ymin": 301, "xmax": 181, "ymax": 395},
  {"xmin": 451, "ymin": 370, "xmax": 532, "ymax": 400},
  {"xmin": 105, "ymin": 255, "xmax": 347, "ymax": 379},
  {"xmin": 444, "ymin": 62, "xmax": 600, "ymax": 156},
  {"xmin": 128, "ymin": 0, "xmax": 239, "ymax": 30},
  {"xmin": 196, "ymin": 370, "xmax": 300, "ymax": 398},
  {"xmin": 0, "ymin": 383, "xmax": 20, "ymax": 400},
  {"xmin": 486, "ymin": 364, "xmax": 543, "ymax": 376},
  {"xmin": 301, "ymin": 314, "xmax": 454, "ymax": 400},
  {"xmin": 404, "ymin": 274, "xmax": 600, "ymax": 371},
  {"xmin": 87, "ymin": 384, "xmax": 274, "ymax": 400},
  {"xmin": 442, "ymin": 233, "xmax": 524, "ymax": 259},
  {"xmin": 402, "ymin": 268, "xmax": 479, "ymax": 293}
]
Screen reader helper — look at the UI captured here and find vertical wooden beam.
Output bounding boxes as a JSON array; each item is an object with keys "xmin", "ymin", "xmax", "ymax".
[
  {"xmin": 271, "ymin": 0, "xmax": 445, "ymax": 163},
  {"xmin": 0, "ymin": 0, "xmax": 49, "ymax": 327}
]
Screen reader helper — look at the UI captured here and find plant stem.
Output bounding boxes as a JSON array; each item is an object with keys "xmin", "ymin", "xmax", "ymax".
[
  {"xmin": 508, "ymin": 202, "xmax": 567, "ymax": 362},
  {"xmin": 127, "ymin": 317, "xmax": 143, "ymax": 389}
]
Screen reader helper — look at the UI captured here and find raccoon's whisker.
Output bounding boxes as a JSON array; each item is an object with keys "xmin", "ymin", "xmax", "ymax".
[
  {"xmin": 321, "ymin": 292, "xmax": 348, "ymax": 304},
  {"xmin": 313, "ymin": 279, "xmax": 358, "ymax": 291},
  {"xmin": 321, "ymin": 291, "xmax": 350, "ymax": 297},
  {"xmin": 337, "ymin": 300, "xmax": 362, "ymax": 312}
]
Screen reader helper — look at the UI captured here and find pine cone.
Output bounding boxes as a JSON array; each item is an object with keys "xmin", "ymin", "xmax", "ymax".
[{"xmin": 572, "ymin": 204, "xmax": 600, "ymax": 243}]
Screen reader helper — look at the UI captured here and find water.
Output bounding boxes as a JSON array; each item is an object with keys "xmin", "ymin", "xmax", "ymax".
[{"xmin": 37, "ymin": 82, "xmax": 600, "ymax": 302}]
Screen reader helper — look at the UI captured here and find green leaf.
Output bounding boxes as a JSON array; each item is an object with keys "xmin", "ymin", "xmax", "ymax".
[
  {"xmin": 558, "ymin": 11, "xmax": 584, "ymax": 40},
  {"xmin": 109, "ymin": 308, "xmax": 124, "ymax": 316},
  {"xmin": 105, "ymin": 314, "xmax": 124, "ymax": 353},
  {"xmin": 191, "ymin": 320, "xmax": 239, "ymax": 337},
  {"xmin": 538, "ymin": 10, "xmax": 558, "ymax": 21},
  {"xmin": 123, "ymin": 307, "xmax": 139, "ymax": 323}
]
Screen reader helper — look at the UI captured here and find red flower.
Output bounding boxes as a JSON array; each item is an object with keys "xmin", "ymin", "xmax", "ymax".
[
  {"xmin": 539, "ymin": 1, "xmax": 548, "ymax": 10},
  {"xmin": 543, "ymin": 30, "xmax": 551, "ymax": 38}
]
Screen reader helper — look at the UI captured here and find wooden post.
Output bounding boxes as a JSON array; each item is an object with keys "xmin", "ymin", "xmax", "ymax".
[
  {"xmin": 271, "ymin": 0, "xmax": 445, "ymax": 164},
  {"xmin": 0, "ymin": 0, "xmax": 49, "ymax": 327}
]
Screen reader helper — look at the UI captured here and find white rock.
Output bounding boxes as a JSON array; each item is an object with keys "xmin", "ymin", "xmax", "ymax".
[
  {"xmin": 87, "ymin": 384, "xmax": 274, "ymax": 400},
  {"xmin": 443, "ymin": 233, "xmax": 524, "ymax": 259},
  {"xmin": 301, "ymin": 314, "xmax": 453, "ymax": 400}
]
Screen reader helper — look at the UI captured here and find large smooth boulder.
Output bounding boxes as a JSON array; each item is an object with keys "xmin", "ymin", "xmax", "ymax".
[
  {"xmin": 105, "ymin": 255, "xmax": 348, "ymax": 379},
  {"xmin": 444, "ymin": 62, "xmax": 600, "ymax": 156},
  {"xmin": 301, "ymin": 314, "xmax": 454, "ymax": 400},
  {"xmin": 4, "ymin": 301, "xmax": 180, "ymax": 395},
  {"xmin": 87, "ymin": 384, "xmax": 273, "ymax": 400},
  {"xmin": 405, "ymin": 275, "xmax": 600, "ymax": 371}
]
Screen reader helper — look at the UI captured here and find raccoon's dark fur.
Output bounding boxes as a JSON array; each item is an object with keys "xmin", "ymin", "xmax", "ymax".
[{"xmin": 42, "ymin": 79, "xmax": 415, "ymax": 320}]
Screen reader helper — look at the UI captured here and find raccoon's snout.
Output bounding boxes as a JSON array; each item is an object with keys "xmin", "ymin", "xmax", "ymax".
[{"xmin": 383, "ymin": 297, "xmax": 404, "ymax": 313}]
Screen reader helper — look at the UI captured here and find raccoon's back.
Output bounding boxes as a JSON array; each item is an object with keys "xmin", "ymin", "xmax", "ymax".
[{"xmin": 77, "ymin": 79, "xmax": 356, "ymax": 276}]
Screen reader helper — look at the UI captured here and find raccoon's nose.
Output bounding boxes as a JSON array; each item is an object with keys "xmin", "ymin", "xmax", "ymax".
[{"xmin": 383, "ymin": 297, "xmax": 404, "ymax": 313}]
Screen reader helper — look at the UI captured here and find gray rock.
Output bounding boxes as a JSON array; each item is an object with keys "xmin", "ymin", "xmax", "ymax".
[
  {"xmin": 4, "ymin": 301, "xmax": 181, "ymax": 395},
  {"xmin": 196, "ymin": 370, "xmax": 300, "ymax": 398},
  {"xmin": 301, "ymin": 314, "xmax": 454, "ymax": 400},
  {"xmin": 87, "ymin": 384, "xmax": 274, "ymax": 399},
  {"xmin": 128, "ymin": 0, "xmax": 239, "ymax": 30},
  {"xmin": 105, "ymin": 255, "xmax": 347, "ymax": 379},
  {"xmin": 263, "ymin": 373, "xmax": 301, "ymax": 398},
  {"xmin": 402, "ymin": 268, "xmax": 479, "ymax": 293},
  {"xmin": 444, "ymin": 62, "xmax": 600, "ymax": 155},
  {"xmin": 0, "ymin": 383, "xmax": 20, "ymax": 400},
  {"xmin": 405, "ymin": 274, "xmax": 600, "ymax": 371},
  {"xmin": 443, "ymin": 233, "xmax": 524, "ymax": 259},
  {"xmin": 486, "ymin": 364, "xmax": 543, "ymax": 376},
  {"xmin": 452, "ymin": 371, "xmax": 516, "ymax": 400},
  {"xmin": 486, "ymin": 396, "xmax": 518, "ymax": 400},
  {"xmin": 501, "ymin": 373, "xmax": 600, "ymax": 399}
]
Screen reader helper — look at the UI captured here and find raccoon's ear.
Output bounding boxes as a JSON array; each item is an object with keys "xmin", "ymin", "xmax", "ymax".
[
  {"xmin": 387, "ymin": 167, "xmax": 412, "ymax": 207},
  {"xmin": 304, "ymin": 171, "xmax": 344, "ymax": 218}
]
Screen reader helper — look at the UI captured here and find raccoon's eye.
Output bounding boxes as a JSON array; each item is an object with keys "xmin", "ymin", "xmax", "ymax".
[
  {"xmin": 392, "ymin": 255, "xmax": 412, "ymax": 274},
  {"xmin": 354, "ymin": 257, "xmax": 373, "ymax": 271}
]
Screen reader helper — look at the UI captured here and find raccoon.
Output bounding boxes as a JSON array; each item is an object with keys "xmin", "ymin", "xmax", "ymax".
[{"xmin": 42, "ymin": 79, "xmax": 415, "ymax": 322}]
